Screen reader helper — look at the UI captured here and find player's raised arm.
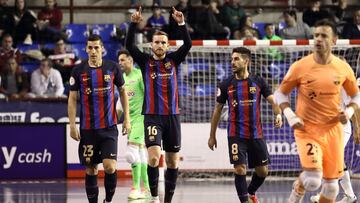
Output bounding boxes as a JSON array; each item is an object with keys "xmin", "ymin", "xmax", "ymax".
[{"xmin": 125, "ymin": 7, "xmax": 147, "ymax": 65}]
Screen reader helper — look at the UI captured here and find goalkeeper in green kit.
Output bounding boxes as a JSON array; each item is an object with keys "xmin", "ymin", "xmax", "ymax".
[{"xmin": 117, "ymin": 50, "xmax": 150, "ymax": 200}]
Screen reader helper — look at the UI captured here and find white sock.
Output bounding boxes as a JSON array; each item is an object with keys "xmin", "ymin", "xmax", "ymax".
[{"xmin": 339, "ymin": 169, "xmax": 355, "ymax": 197}]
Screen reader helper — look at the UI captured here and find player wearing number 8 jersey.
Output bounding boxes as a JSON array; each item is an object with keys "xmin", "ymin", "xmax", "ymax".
[
  {"xmin": 125, "ymin": 6, "xmax": 191, "ymax": 203},
  {"xmin": 208, "ymin": 47, "xmax": 282, "ymax": 203},
  {"xmin": 274, "ymin": 19, "xmax": 360, "ymax": 203}
]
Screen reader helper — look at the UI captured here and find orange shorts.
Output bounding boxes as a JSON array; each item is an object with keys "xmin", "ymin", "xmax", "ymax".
[{"xmin": 294, "ymin": 122, "xmax": 344, "ymax": 179}]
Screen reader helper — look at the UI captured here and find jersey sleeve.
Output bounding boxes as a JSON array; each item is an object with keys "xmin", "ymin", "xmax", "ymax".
[
  {"xmin": 114, "ymin": 63, "xmax": 125, "ymax": 88},
  {"xmin": 279, "ymin": 61, "xmax": 300, "ymax": 94},
  {"xmin": 343, "ymin": 64, "xmax": 359, "ymax": 97},
  {"xmin": 259, "ymin": 76, "xmax": 272, "ymax": 98},
  {"xmin": 216, "ymin": 79, "xmax": 228, "ymax": 104},
  {"xmin": 69, "ymin": 65, "xmax": 80, "ymax": 91}
]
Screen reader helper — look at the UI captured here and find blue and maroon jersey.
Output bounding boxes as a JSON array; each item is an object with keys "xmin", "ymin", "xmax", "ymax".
[
  {"xmin": 70, "ymin": 60, "xmax": 125, "ymax": 130},
  {"xmin": 126, "ymin": 22, "xmax": 191, "ymax": 115},
  {"xmin": 217, "ymin": 74, "xmax": 272, "ymax": 139}
]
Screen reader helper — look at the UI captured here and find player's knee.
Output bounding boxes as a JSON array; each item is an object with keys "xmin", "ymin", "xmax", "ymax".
[
  {"xmin": 85, "ymin": 165, "xmax": 98, "ymax": 175},
  {"xmin": 320, "ymin": 180, "xmax": 339, "ymax": 200},
  {"xmin": 103, "ymin": 163, "xmax": 116, "ymax": 174},
  {"xmin": 255, "ymin": 169, "xmax": 268, "ymax": 177},
  {"xmin": 125, "ymin": 145, "xmax": 140, "ymax": 164},
  {"xmin": 234, "ymin": 164, "xmax": 247, "ymax": 175},
  {"xmin": 299, "ymin": 171, "xmax": 322, "ymax": 191},
  {"xmin": 166, "ymin": 159, "xmax": 178, "ymax": 169},
  {"xmin": 148, "ymin": 156, "xmax": 160, "ymax": 167}
]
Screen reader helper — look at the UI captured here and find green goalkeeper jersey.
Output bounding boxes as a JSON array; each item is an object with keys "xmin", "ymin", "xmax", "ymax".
[{"xmin": 123, "ymin": 67, "xmax": 145, "ymax": 144}]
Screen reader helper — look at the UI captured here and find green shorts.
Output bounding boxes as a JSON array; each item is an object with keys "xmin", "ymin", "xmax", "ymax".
[{"xmin": 128, "ymin": 117, "xmax": 145, "ymax": 145}]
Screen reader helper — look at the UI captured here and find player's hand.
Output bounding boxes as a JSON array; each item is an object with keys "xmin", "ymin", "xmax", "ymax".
[
  {"xmin": 70, "ymin": 126, "xmax": 80, "ymax": 141},
  {"xmin": 208, "ymin": 136, "xmax": 217, "ymax": 151},
  {"xmin": 274, "ymin": 114, "xmax": 283, "ymax": 129},
  {"xmin": 172, "ymin": 7, "xmax": 185, "ymax": 24},
  {"xmin": 338, "ymin": 111, "xmax": 350, "ymax": 124},
  {"xmin": 130, "ymin": 7, "xmax": 143, "ymax": 23},
  {"xmin": 292, "ymin": 119, "xmax": 304, "ymax": 130},
  {"xmin": 122, "ymin": 120, "xmax": 131, "ymax": 135}
]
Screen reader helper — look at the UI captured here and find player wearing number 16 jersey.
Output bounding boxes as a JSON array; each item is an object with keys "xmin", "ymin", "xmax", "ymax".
[
  {"xmin": 208, "ymin": 47, "xmax": 282, "ymax": 203},
  {"xmin": 125, "ymin": 6, "xmax": 191, "ymax": 203}
]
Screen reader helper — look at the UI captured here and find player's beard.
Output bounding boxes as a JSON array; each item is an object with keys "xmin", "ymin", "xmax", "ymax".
[{"xmin": 153, "ymin": 48, "xmax": 165, "ymax": 58}]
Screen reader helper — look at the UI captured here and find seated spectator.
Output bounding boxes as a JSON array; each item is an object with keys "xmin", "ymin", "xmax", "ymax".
[
  {"xmin": 302, "ymin": 0, "xmax": 332, "ymax": 27},
  {"xmin": 279, "ymin": 9, "xmax": 313, "ymax": 39},
  {"xmin": 341, "ymin": 9, "xmax": 360, "ymax": 39},
  {"xmin": 263, "ymin": 23, "xmax": 281, "ymax": 40},
  {"xmin": 13, "ymin": 0, "xmax": 38, "ymax": 45},
  {"xmin": 194, "ymin": 0, "xmax": 230, "ymax": 39},
  {"xmin": 238, "ymin": 14, "xmax": 260, "ymax": 38},
  {"xmin": 233, "ymin": 26, "xmax": 257, "ymax": 40},
  {"xmin": 0, "ymin": 0, "xmax": 15, "ymax": 37},
  {"xmin": 29, "ymin": 58, "xmax": 64, "ymax": 98},
  {"xmin": 168, "ymin": 0, "xmax": 196, "ymax": 40},
  {"xmin": 144, "ymin": 3, "xmax": 167, "ymax": 42},
  {"xmin": 37, "ymin": 0, "xmax": 63, "ymax": 42},
  {"xmin": 262, "ymin": 23, "xmax": 283, "ymax": 60},
  {"xmin": 329, "ymin": 0, "xmax": 351, "ymax": 24},
  {"xmin": 0, "ymin": 57, "xmax": 29, "ymax": 99},
  {"xmin": 0, "ymin": 34, "xmax": 22, "ymax": 73},
  {"xmin": 46, "ymin": 38, "xmax": 81, "ymax": 85},
  {"xmin": 220, "ymin": 0, "xmax": 245, "ymax": 34}
]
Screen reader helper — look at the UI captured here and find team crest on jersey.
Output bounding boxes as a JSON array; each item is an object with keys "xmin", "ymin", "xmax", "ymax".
[
  {"xmin": 164, "ymin": 62, "xmax": 172, "ymax": 69},
  {"xmin": 104, "ymin": 74, "xmax": 111, "ymax": 82},
  {"xmin": 249, "ymin": 86, "xmax": 256, "ymax": 93}
]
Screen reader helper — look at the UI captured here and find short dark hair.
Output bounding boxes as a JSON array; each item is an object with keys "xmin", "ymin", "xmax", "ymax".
[
  {"xmin": 264, "ymin": 23, "xmax": 274, "ymax": 30},
  {"xmin": 314, "ymin": 19, "xmax": 338, "ymax": 36},
  {"xmin": 87, "ymin": 34, "xmax": 103, "ymax": 44},
  {"xmin": 232, "ymin": 47, "xmax": 251, "ymax": 59},
  {"xmin": 117, "ymin": 49, "xmax": 131, "ymax": 58},
  {"xmin": 283, "ymin": 9, "xmax": 297, "ymax": 21},
  {"xmin": 152, "ymin": 31, "xmax": 168, "ymax": 39},
  {"xmin": 41, "ymin": 58, "xmax": 53, "ymax": 68}
]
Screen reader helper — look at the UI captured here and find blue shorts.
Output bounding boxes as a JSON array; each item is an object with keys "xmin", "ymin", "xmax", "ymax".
[
  {"xmin": 228, "ymin": 136, "xmax": 270, "ymax": 168},
  {"xmin": 144, "ymin": 115, "xmax": 181, "ymax": 152},
  {"xmin": 78, "ymin": 125, "xmax": 118, "ymax": 165}
]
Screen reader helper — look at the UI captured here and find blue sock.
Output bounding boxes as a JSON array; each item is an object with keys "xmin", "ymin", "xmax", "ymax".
[
  {"xmin": 104, "ymin": 172, "xmax": 117, "ymax": 202},
  {"xmin": 164, "ymin": 168, "xmax": 178, "ymax": 203},
  {"xmin": 147, "ymin": 165, "xmax": 159, "ymax": 197},
  {"xmin": 235, "ymin": 174, "xmax": 249, "ymax": 203},
  {"xmin": 248, "ymin": 173, "xmax": 265, "ymax": 195},
  {"xmin": 85, "ymin": 174, "xmax": 99, "ymax": 203}
]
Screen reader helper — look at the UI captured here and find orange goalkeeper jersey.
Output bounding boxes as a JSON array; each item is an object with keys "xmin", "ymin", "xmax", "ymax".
[{"xmin": 279, "ymin": 53, "xmax": 358, "ymax": 126}]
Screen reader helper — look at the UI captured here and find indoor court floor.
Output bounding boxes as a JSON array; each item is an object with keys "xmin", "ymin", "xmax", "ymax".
[{"xmin": 0, "ymin": 178, "xmax": 359, "ymax": 203}]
